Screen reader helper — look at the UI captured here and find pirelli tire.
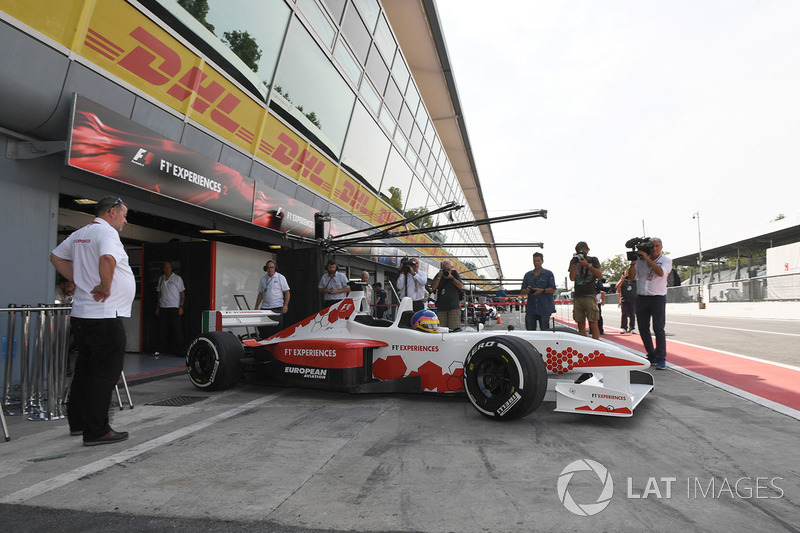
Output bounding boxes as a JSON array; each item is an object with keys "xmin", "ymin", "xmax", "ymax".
[
  {"xmin": 463, "ymin": 336, "xmax": 547, "ymax": 420},
  {"xmin": 186, "ymin": 332, "xmax": 244, "ymax": 391}
]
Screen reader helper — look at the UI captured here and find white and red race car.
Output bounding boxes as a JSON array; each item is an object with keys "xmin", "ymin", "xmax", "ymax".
[{"xmin": 186, "ymin": 287, "xmax": 653, "ymax": 420}]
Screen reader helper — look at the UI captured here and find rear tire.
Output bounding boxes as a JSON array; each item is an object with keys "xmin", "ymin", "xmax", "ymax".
[
  {"xmin": 463, "ymin": 336, "xmax": 547, "ymax": 420},
  {"xmin": 186, "ymin": 332, "xmax": 244, "ymax": 390}
]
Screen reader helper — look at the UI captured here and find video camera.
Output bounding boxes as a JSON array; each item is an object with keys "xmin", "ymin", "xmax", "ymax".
[
  {"xmin": 625, "ymin": 237, "xmax": 655, "ymax": 261},
  {"xmin": 400, "ymin": 256, "xmax": 415, "ymax": 274}
]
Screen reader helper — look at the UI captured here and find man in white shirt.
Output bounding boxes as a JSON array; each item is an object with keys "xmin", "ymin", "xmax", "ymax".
[
  {"xmin": 318, "ymin": 259, "xmax": 350, "ymax": 309},
  {"xmin": 628, "ymin": 237, "xmax": 673, "ymax": 369},
  {"xmin": 51, "ymin": 196, "xmax": 135, "ymax": 446},
  {"xmin": 361, "ymin": 271, "xmax": 373, "ymax": 314},
  {"xmin": 155, "ymin": 261, "xmax": 185, "ymax": 354},
  {"xmin": 396, "ymin": 258, "xmax": 428, "ymax": 312},
  {"xmin": 254, "ymin": 259, "xmax": 290, "ymax": 338}
]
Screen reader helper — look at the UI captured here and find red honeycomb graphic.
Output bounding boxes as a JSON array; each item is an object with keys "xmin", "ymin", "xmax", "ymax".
[
  {"xmin": 373, "ymin": 358, "xmax": 464, "ymax": 392},
  {"xmin": 545, "ymin": 347, "xmax": 604, "ymax": 374},
  {"xmin": 373, "ymin": 356, "xmax": 407, "ymax": 381}
]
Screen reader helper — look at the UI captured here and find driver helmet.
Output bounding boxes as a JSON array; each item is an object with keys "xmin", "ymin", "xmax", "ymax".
[{"xmin": 411, "ymin": 309, "xmax": 439, "ymax": 333}]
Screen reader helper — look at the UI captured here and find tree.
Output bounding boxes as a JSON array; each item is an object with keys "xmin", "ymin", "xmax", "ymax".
[
  {"xmin": 772, "ymin": 213, "xmax": 786, "ymax": 222},
  {"xmin": 600, "ymin": 254, "xmax": 628, "ymax": 282},
  {"xmin": 386, "ymin": 187, "xmax": 404, "ymax": 212},
  {"xmin": 403, "ymin": 206, "xmax": 433, "ymax": 228},
  {"xmin": 223, "ymin": 30, "xmax": 262, "ymax": 72},
  {"xmin": 178, "ymin": 0, "xmax": 215, "ymax": 33}
]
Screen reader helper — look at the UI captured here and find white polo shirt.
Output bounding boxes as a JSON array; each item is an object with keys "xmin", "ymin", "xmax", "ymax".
[
  {"xmin": 52, "ymin": 218, "xmax": 136, "ymax": 318},
  {"xmin": 157, "ymin": 273, "xmax": 185, "ymax": 308},
  {"xmin": 635, "ymin": 254, "xmax": 673, "ymax": 296},
  {"xmin": 319, "ymin": 271, "xmax": 350, "ymax": 301},
  {"xmin": 257, "ymin": 272, "xmax": 290, "ymax": 308}
]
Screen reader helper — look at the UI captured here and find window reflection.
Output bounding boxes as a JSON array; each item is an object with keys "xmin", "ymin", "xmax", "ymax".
[
  {"xmin": 404, "ymin": 177, "xmax": 432, "ymax": 228},
  {"xmin": 360, "ymin": 78, "xmax": 381, "ymax": 114},
  {"xmin": 334, "ymin": 37, "xmax": 362, "ymax": 85},
  {"xmin": 391, "ymin": 52, "xmax": 409, "ymax": 94},
  {"xmin": 320, "ymin": 0, "xmax": 346, "ymax": 23},
  {"xmin": 204, "ymin": 0, "xmax": 290, "ymax": 87},
  {"xmin": 353, "ymin": 0, "xmax": 380, "ymax": 31},
  {"xmin": 342, "ymin": 4, "xmax": 371, "ymax": 63},
  {"xmin": 366, "ymin": 44, "xmax": 389, "ymax": 92},
  {"xmin": 272, "ymin": 19, "xmax": 355, "ymax": 157},
  {"xmin": 373, "ymin": 14, "xmax": 396, "ymax": 62},
  {"xmin": 381, "ymin": 148, "xmax": 413, "ymax": 214},
  {"xmin": 297, "ymin": 0, "xmax": 336, "ymax": 49},
  {"xmin": 341, "ymin": 103, "xmax": 390, "ymax": 191}
]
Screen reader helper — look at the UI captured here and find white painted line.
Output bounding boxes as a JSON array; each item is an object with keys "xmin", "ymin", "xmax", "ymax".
[
  {"xmin": 666, "ymin": 321, "xmax": 800, "ymax": 337},
  {"xmin": 0, "ymin": 389, "xmax": 291, "ymax": 504}
]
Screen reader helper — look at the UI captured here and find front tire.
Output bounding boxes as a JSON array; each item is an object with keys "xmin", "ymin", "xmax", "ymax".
[
  {"xmin": 186, "ymin": 332, "xmax": 244, "ymax": 390},
  {"xmin": 463, "ymin": 336, "xmax": 547, "ymax": 420}
]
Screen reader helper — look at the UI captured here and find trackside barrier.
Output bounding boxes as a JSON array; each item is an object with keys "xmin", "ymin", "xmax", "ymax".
[{"xmin": 0, "ymin": 304, "xmax": 133, "ymax": 441}]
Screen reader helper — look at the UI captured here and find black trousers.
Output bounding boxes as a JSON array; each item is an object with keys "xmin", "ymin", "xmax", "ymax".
[
  {"xmin": 257, "ymin": 307, "xmax": 284, "ymax": 339},
  {"xmin": 158, "ymin": 307, "xmax": 183, "ymax": 354},
  {"xmin": 636, "ymin": 295, "xmax": 667, "ymax": 361},
  {"xmin": 68, "ymin": 317, "xmax": 126, "ymax": 439}
]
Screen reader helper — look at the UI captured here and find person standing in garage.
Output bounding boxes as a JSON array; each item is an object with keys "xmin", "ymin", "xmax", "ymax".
[{"xmin": 155, "ymin": 261, "xmax": 185, "ymax": 355}]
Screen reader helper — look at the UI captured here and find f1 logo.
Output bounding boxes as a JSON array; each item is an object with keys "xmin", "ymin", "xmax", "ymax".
[{"xmin": 131, "ymin": 148, "xmax": 151, "ymax": 166}]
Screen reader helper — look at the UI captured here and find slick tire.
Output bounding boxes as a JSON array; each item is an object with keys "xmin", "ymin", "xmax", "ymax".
[
  {"xmin": 463, "ymin": 336, "xmax": 547, "ymax": 420},
  {"xmin": 186, "ymin": 332, "xmax": 244, "ymax": 390}
]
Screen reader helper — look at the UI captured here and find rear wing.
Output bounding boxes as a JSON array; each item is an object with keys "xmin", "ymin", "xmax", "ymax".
[{"xmin": 201, "ymin": 309, "xmax": 281, "ymax": 333}]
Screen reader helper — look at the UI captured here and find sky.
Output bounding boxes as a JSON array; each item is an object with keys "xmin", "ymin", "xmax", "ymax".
[{"xmin": 434, "ymin": 0, "xmax": 800, "ymax": 286}]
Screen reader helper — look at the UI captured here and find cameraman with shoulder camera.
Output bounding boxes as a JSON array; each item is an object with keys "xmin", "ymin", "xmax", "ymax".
[
  {"xmin": 396, "ymin": 257, "xmax": 428, "ymax": 312},
  {"xmin": 568, "ymin": 241, "xmax": 603, "ymax": 339},
  {"xmin": 521, "ymin": 252, "xmax": 556, "ymax": 330},
  {"xmin": 627, "ymin": 237, "xmax": 672, "ymax": 369},
  {"xmin": 431, "ymin": 260, "xmax": 464, "ymax": 331}
]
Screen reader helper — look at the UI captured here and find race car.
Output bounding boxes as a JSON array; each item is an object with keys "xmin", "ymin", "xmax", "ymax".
[{"xmin": 186, "ymin": 285, "xmax": 653, "ymax": 420}]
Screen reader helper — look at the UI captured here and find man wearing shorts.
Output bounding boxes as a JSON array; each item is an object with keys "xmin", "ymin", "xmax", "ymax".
[{"xmin": 568, "ymin": 241, "xmax": 603, "ymax": 339}]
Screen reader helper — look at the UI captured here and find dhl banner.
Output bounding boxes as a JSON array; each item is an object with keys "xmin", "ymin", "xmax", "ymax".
[{"xmin": 2, "ymin": 0, "xmax": 443, "ymax": 255}]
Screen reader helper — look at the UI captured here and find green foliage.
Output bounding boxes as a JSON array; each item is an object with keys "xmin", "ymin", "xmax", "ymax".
[
  {"xmin": 386, "ymin": 187, "xmax": 404, "ymax": 212},
  {"xmin": 600, "ymin": 254, "xmax": 629, "ymax": 282},
  {"xmin": 178, "ymin": 0, "xmax": 215, "ymax": 32},
  {"xmin": 223, "ymin": 30, "xmax": 262, "ymax": 72},
  {"xmin": 403, "ymin": 206, "xmax": 433, "ymax": 228}
]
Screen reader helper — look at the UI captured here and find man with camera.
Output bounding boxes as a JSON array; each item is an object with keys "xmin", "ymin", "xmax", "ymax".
[
  {"xmin": 521, "ymin": 252, "xmax": 556, "ymax": 330},
  {"xmin": 627, "ymin": 237, "xmax": 672, "ymax": 369},
  {"xmin": 431, "ymin": 260, "xmax": 464, "ymax": 331},
  {"xmin": 568, "ymin": 241, "xmax": 603, "ymax": 339},
  {"xmin": 396, "ymin": 257, "xmax": 427, "ymax": 312}
]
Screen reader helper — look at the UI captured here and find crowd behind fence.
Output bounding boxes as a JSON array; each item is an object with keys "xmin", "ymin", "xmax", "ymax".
[{"xmin": 604, "ymin": 272, "xmax": 800, "ymax": 305}]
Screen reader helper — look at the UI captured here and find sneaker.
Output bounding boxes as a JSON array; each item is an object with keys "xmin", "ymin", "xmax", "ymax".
[
  {"xmin": 656, "ymin": 359, "xmax": 667, "ymax": 370},
  {"xmin": 630, "ymin": 328, "xmax": 637, "ymax": 334}
]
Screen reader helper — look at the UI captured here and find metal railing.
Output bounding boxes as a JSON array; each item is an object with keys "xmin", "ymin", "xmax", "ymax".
[
  {"xmin": 1, "ymin": 304, "xmax": 72, "ymax": 423},
  {"xmin": 604, "ymin": 272, "xmax": 800, "ymax": 304}
]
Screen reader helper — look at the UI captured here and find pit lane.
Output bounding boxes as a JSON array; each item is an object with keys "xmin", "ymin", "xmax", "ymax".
[{"xmin": 0, "ymin": 313, "xmax": 798, "ymax": 532}]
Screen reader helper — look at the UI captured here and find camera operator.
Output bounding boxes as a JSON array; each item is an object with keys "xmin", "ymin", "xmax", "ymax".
[
  {"xmin": 396, "ymin": 257, "xmax": 427, "ymax": 312},
  {"xmin": 568, "ymin": 241, "xmax": 603, "ymax": 339},
  {"xmin": 431, "ymin": 260, "xmax": 464, "ymax": 331},
  {"xmin": 521, "ymin": 252, "xmax": 556, "ymax": 330},
  {"xmin": 627, "ymin": 237, "xmax": 672, "ymax": 369}
]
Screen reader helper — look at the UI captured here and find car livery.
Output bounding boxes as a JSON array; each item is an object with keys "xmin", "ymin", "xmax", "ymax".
[{"xmin": 186, "ymin": 287, "xmax": 653, "ymax": 420}]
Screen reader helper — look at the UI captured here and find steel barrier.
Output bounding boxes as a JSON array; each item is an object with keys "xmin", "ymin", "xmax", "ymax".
[{"xmin": 1, "ymin": 304, "xmax": 72, "ymax": 428}]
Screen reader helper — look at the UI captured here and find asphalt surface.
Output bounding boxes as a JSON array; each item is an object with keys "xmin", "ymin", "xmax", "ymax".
[{"xmin": 1, "ymin": 312, "xmax": 799, "ymax": 533}]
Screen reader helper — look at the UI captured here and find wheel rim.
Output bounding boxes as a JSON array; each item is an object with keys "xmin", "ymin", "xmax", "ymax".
[
  {"xmin": 474, "ymin": 356, "xmax": 513, "ymax": 399},
  {"xmin": 188, "ymin": 338, "xmax": 218, "ymax": 384}
]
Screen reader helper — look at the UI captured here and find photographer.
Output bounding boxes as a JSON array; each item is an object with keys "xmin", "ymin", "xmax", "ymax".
[
  {"xmin": 615, "ymin": 269, "xmax": 637, "ymax": 333},
  {"xmin": 396, "ymin": 257, "xmax": 427, "ymax": 312},
  {"xmin": 627, "ymin": 237, "xmax": 672, "ymax": 369},
  {"xmin": 568, "ymin": 241, "xmax": 603, "ymax": 339},
  {"xmin": 521, "ymin": 252, "xmax": 556, "ymax": 330},
  {"xmin": 431, "ymin": 260, "xmax": 464, "ymax": 331}
]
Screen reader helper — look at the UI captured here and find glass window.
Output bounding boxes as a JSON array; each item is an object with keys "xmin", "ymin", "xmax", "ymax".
[
  {"xmin": 297, "ymin": 0, "xmax": 336, "ymax": 50},
  {"xmin": 419, "ymin": 142, "xmax": 430, "ymax": 169},
  {"xmin": 409, "ymin": 123, "xmax": 423, "ymax": 152},
  {"xmin": 373, "ymin": 14, "xmax": 396, "ymax": 62},
  {"xmin": 393, "ymin": 128, "xmax": 408, "ymax": 153},
  {"xmin": 405, "ymin": 177, "xmax": 430, "ymax": 223},
  {"xmin": 415, "ymin": 101, "xmax": 428, "ymax": 127},
  {"xmin": 391, "ymin": 52, "xmax": 410, "ymax": 93},
  {"xmin": 342, "ymin": 3, "xmax": 371, "ymax": 63},
  {"xmin": 365, "ymin": 44, "xmax": 389, "ymax": 93},
  {"xmin": 405, "ymin": 147, "xmax": 417, "ymax": 169},
  {"xmin": 379, "ymin": 105, "xmax": 396, "ymax": 136},
  {"xmin": 272, "ymin": 19, "xmax": 355, "ymax": 157},
  {"xmin": 360, "ymin": 78, "xmax": 381, "ymax": 114},
  {"xmin": 352, "ymin": 0, "xmax": 380, "ymax": 32},
  {"xmin": 406, "ymin": 86, "xmax": 420, "ymax": 115},
  {"xmin": 383, "ymin": 79, "xmax": 402, "ymax": 119},
  {"xmin": 398, "ymin": 103, "xmax": 414, "ymax": 137},
  {"xmin": 334, "ymin": 37, "xmax": 361, "ymax": 85},
  {"xmin": 204, "ymin": 0, "xmax": 290, "ymax": 87},
  {"xmin": 423, "ymin": 119, "xmax": 435, "ymax": 147},
  {"xmin": 321, "ymin": 0, "xmax": 346, "ymax": 23},
  {"xmin": 380, "ymin": 148, "xmax": 413, "ymax": 211},
  {"xmin": 341, "ymin": 102, "xmax": 391, "ymax": 190}
]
